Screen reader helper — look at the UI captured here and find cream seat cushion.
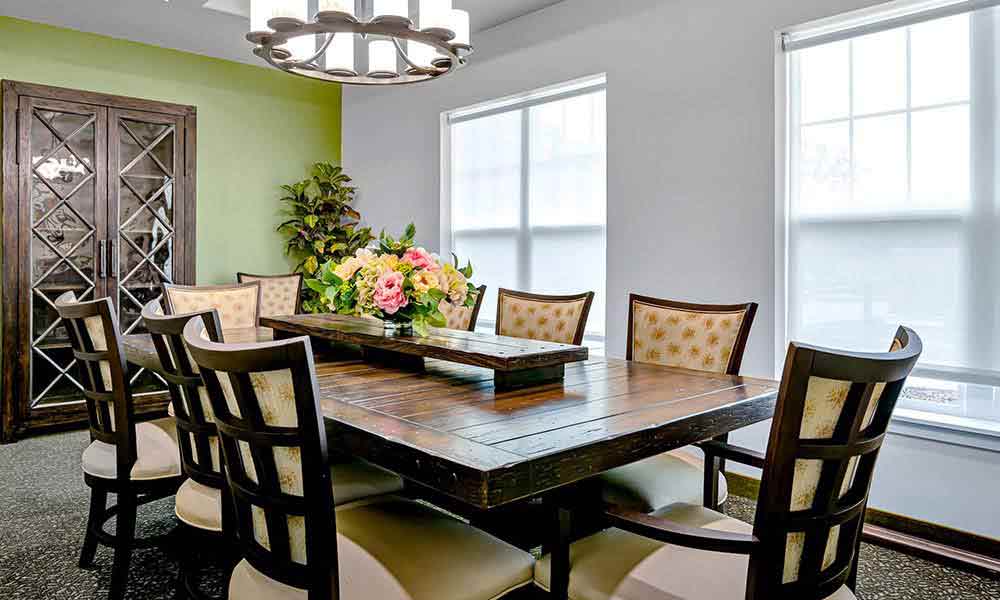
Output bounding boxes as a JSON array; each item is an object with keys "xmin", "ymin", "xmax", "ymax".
[
  {"xmin": 175, "ymin": 459, "xmax": 404, "ymax": 533},
  {"xmin": 82, "ymin": 417, "xmax": 181, "ymax": 481},
  {"xmin": 229, "ymin": 496, "xmax": 535, "ymax": 600},
  {"xmin": 600, "ymin": 450, "xmax": 727, "ymax": 512},
  {"xmin": 535, "ymin": 503, "xmax": 855, "ymax": 600}
]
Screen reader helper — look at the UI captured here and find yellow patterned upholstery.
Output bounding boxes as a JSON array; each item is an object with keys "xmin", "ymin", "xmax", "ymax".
[
  {"xmin": 496, "ymin": 290, "xmax": 592, "ymax": 345},
  {"xmin": 165, "ymin": 283, "xmax": 260, "ymax": 329},
  {"xmin": 440, "ymin": 301, "xmax": 475, "ymax": 331},
  {"xmin": 239, "ymin": 274, "xmax": 300, "ymax": 318},
  {"xmin": 630, "ymin": 300, "xmax": 748, "ymax": 373}
]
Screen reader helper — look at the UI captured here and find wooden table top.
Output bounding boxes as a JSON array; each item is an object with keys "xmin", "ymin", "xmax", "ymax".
[
  {"xmin": 123, "ymin": 330, "xmax": 778, "ymax": 510},
  {"xmin": 261, "ymin": 314, "xmax": 589, "ymax": 371}
]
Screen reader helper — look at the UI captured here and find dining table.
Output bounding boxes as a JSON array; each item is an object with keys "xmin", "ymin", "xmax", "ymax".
[{"xmin": 124, "ymin": 318, "xmax": 779, "ymax": 600}]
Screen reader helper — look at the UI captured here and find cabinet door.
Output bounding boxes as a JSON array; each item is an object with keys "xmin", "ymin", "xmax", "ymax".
[
  {"xmin": 108, "ymin": 109, "xmax": 188, "ymax": 399},
  {"xmin": 17, "ymin": 96, "xmax": 108, "ymax": 422}
]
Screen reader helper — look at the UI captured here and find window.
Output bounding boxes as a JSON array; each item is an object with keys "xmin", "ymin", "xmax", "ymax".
[
  {"xmin": 781, "ymin": 3, "xmax": 1000, "ymax": 431},
  {"xmin": 443, "ymin": 76, "xmax": 607, "ymax": 343}
]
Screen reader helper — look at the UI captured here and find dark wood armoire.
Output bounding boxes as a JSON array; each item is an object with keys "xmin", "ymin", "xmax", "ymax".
[{"xmin": 1, "ymin": 81, "xmax": 197, "ymax": 442}]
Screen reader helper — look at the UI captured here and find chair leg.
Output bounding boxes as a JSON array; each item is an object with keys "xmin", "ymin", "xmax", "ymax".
[
  {"xmin": 80, "ymin": 487, "xmax": 108, "ymax": 568},
  {"xmin": 109, "ymin": 492, "xmax": 137, "ymax": 600},
  {"xmin": 703, "ymin": 433, "xmax": 728, "ymax": 509}
]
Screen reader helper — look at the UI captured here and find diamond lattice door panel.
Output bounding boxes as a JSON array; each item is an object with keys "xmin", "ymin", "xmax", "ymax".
[
  {"xmin": 2, "ymin": 81, "xmax": 196, "ymax": 441},
  {"xmin": 110, "ymin": 109, "xmax": 188, "ymax": 400},
  {"xmin": 19, "ymin": 97, "xmax": 109, "ymax": 414}
]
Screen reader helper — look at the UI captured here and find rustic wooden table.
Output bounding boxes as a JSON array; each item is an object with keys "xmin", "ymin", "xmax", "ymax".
[{"xmin": 124, "ymin": 327, "xmax": 778, "ymax": 600}]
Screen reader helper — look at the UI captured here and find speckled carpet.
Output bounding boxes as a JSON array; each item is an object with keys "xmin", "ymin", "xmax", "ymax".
[{"xmin": 1, "ymin": 430, "xmax": 998, "ymax": 599}]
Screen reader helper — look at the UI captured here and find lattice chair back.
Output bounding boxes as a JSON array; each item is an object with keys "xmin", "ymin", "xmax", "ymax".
[
  {"xmin": 496, "ymin": 288, "xmax": 595, "ymax": 345},
  {"xmin": 439, "ymin": 285, "xmax": 487, "ymax": 331},
  {"xmin": 237, "ymin": 272, "xmax": 303, "ymax": 318},
  {"xmin": 54, "ymin": 292, "xmax": 136, "ymax": 480},
  {"xmin": 163, "ymin": 282, "xmax": 262, "ymax": 329},
  {"xmin": 142, "ymin": 299, "xmax": 225, "ymax": 488},
  {"xmin": 626, "ymin": 294, "xmax": 758, "ymax": 375},
  {"xmin": 749, "ymin": 327, "xmax": 922, "ymax": 599},
  {"xmin": 183, "ymin": 318, "xmax": 339, "ymax": 597}
]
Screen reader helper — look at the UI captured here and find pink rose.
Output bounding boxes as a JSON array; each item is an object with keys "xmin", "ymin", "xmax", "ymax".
[
  {"xmin": 373, "ymin": 271, "xmax": 409, "ymax": 315},
  {"xmin": 402, "ymin": 247, "xmax": 440, "ymax": 272}
]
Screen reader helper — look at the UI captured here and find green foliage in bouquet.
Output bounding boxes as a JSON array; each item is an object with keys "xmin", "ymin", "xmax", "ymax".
[
  {"xmin": 305, "ymin": 223, "xmax": 478, "ymax": 336},
  {"xmin": 277, "ymin": 162, "xmax": 375, "ymax": 313}
]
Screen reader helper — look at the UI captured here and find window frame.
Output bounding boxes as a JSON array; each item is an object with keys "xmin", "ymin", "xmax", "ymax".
[
  {"xmin": 440, "ymin": 74, "xmax": 608, "ymax": 340},
  {"xmin": 775, "ymin": 6, "xmax": 1000, "ymax": 447}
]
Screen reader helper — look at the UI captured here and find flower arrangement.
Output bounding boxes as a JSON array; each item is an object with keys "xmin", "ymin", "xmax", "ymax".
[{"xmin": 306, "ymin": 224, "xmax": 478, "ymax": 336}]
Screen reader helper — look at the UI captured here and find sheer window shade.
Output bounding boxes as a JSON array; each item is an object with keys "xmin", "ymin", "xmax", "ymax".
[
  {"xmin": 445, "ymin": 77, "xmax": 607, "ymax": 338},
  {"xmin": 783, "ymin": 3, "xmax": 1000, "ymax": 423}
]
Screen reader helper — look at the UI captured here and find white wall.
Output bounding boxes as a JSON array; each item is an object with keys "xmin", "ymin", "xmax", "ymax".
[{"xmin": 342, "ymin": 0, "xmax": 1000, "ymax": 539}]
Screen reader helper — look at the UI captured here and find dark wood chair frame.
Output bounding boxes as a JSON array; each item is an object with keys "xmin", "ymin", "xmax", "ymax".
[
  {"xmin": 624, "ymin": 293, "xmax": 759, "ymax": 509},
  {"xmin": 55, "ymin": 293, "xmax": 183, "ymax": 600},
  {"xmin": 163, "ymin": 282, "xmax": 263, "ymax": 326},
  {"xmin": 464, "ymin": 284, "xmax": 488, "ymax": 332},
  {"xmin": 237, "ymin": 272, "xmax": 305, "ymax": 316},
  {"xmin": 495, "ymin": 288, "xmax": 596, "ymax": 346},
  {"xmin": 183, "ymin": 319, "xmax": 343, "ymax": 599},
  {"xmin": 141, "ymin": 300, "xmax": 233, "ymax": 600},
  {"xmin": 591, "ymin": 327, "xmax": 923, "ymax": 600}
]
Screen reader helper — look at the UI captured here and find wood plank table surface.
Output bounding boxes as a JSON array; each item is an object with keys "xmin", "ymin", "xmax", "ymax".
[
  {"xmin": 262, "ymin": 314, "xmax": 589, "ymax": 389},
  {"xmin": 123, "ymin": 330, "xmax": 779, "ymax": 511}
]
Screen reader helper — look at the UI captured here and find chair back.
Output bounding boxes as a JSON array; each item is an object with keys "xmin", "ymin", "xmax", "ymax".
[
  {"xmin": 142, "ymin": 299, "xmax": 225, "ymax": 489},
  {"xmin": 440, "ymin": 285, "xmax": 487, "ymax": 331},
  {"xmin": 626, "ymin": 294, "xmax": 757, "ymax": 375},
  {"xmin": 183, "ymin": 318, "xmax": 338, "ymax": 596},
  {"xmin": 164, "ymin": 282, "xmax": 262, "ymax": 329},
  {"xmin": 237, "ymin": 272, "xmax": 303, "ymax": 318},
  {"xmin": 54, "ymin": 292, "xmax": 136, "ymax": 480},
  {"xmin": 495, "ymin": 288, "xmax": 594, "ymax": 345},
  {"xmin": 748, "ymin": 327, "xmax": 922, "ymax": 600}
]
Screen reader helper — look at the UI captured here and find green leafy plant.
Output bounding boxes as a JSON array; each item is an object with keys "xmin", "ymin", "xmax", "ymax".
[{"xmin": 277, "ymin": 162, "xmax": 374, "ymax": 313}]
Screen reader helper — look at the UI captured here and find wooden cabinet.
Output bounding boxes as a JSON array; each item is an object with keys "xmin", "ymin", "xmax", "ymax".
[{"xmin": 1, "ymin": 81, "xmax": 196, "ymax": 442}]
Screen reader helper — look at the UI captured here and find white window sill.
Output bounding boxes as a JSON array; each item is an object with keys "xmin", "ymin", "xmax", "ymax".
[{"xmin": 889, "ymin": 408, "xmax": 1000, "ymax": 452}]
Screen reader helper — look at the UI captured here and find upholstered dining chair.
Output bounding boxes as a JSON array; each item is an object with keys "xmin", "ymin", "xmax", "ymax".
[
  {"xmin": 55, "ymin": 292, "xmax": 183, "ymax": 600},
  {"xmin": 142, "ymin": 299, "xmax": 232, "ymax": 599},
  {"xmin": 598, "ymin": 295, "xmax": 757, "ymax": 514},
  {"xmin": 496, "ymin": 288, "xmax": 595, "ymax": 345},
  {"xmin": 534, "ymin": 327, "xmax": 922, "ymax": 600},
  {"xmin": 440, "ymin": 285, "xmax": 487, "ymax": 331},
  {"xmin": 163, "ymin": 282, "xmax": 262, "ymax": 329},
  {"xmin": 237, "ymin": 272, "xmax": 303, "ymax": 318},
  {"xmin": 182, "ymin": 319, "xmax": 536, "ymax": 600}
]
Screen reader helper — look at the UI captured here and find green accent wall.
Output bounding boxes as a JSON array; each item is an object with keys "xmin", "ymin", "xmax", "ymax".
[{"xmin": 0, "ymin": 16, "xmax": 342, "ymax": 284}]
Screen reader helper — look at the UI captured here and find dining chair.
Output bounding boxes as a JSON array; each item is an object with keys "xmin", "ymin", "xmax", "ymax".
[
  {"xmin": 237, "ymin": 272, "xmax": 303, "ymax": 318},
  {"xmin": 55, "ymin": 292, "xmax": 183, "ymax": 600},
  {"xmin": 182, "ymin": 319, "xmax": 536, "ymax": 600},
  {"xmin": 163, "ymin": 282, "xmax": 262, "ymax": 329},
  {"xmin": 598, "ymin": 295, "xmax": 758, "ymax": 514},
  {"xmin": 142, "ymin": 299, "xmax": 232, "ymax": 599},
  {"xmin": 496, "ymin": 288, "xmax": 595, "ymax": 345},
  {"xmin": 535, "ymin": 327, "xmax": 922, "ymax": 600},
  {"xmin": 440, "ymin": 285, "xmax": 487, "ymax": 331}
]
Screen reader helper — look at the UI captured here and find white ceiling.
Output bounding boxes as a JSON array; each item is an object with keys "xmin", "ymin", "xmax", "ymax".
[{"xmin": 1, "ymin": 0, "xmax": 564, "ymax": 67}]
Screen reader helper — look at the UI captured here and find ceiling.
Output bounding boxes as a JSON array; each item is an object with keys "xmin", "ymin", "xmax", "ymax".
[{"xmin": 1, "ymin": 0, "xmax": 564, "ymax": 66}]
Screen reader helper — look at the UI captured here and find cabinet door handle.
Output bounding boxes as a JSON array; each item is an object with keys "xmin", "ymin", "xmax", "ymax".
[
  {"xmin": 107, "ymin": 239, "xmax": 116, "ymax": 278},
  {"xmin": 98, "ymin": 240, "xmax": 107, "ymax": 279}
]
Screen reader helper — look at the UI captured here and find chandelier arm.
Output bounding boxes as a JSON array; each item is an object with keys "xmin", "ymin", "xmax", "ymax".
[
  {"xmin": 391, "ymin": 37, "xmax": 440, "ymax": 75},
  {"xmin": 286, "ymin": 32, "xmax": 337, "ymax": 69}
]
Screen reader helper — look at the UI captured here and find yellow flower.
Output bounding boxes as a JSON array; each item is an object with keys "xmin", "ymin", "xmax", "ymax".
[
  {"xmin": 412, "ymin": 270, "xmax": 440, "ymax": 295},
  {"xmin": 334, "ymin": 257, "xmax": 363, "ymax": 281}
]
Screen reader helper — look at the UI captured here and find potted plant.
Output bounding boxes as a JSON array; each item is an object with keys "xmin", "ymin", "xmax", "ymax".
[
  {"xmin": 277, "ymin": 162, "xmax": 374, "ymax": 313},
  {"xmin": 306, "ymin": 224, "xmax": 479, "ymax": 336}
]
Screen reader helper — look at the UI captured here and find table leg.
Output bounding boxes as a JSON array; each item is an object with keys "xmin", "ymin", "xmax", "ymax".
[
  {"xmin": 703, "ymin": 432, "xmax": 728, "ymax": 509},
  {"xmin": 549, "ymin": 504, "xmax": 572, "ymax": 600}
]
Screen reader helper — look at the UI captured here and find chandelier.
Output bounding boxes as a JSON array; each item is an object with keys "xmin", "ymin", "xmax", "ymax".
[{"xmin": 247, "ymin": 0, "xmax": 473, "ymax": 86}]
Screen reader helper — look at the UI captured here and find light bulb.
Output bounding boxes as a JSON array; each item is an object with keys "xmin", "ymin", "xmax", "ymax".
[{"xmin": 368, "ymin": 39, "xmax": 398, "ymax": 77}]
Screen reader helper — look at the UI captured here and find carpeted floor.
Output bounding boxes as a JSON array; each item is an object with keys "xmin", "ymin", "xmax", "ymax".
[{"xmin": 1, "ymin": 430, "xmax": 999, "ymax": 599}]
